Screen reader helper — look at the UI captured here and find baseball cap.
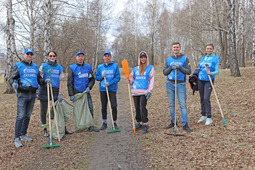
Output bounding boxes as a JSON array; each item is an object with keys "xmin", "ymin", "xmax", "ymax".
[
  {"xmin": 24, "ymin": 48, "xmax": 33, "ymax": 54},
  {"xmin": 103, "ymin": 50, "xmax": 111, "ymax": 56},
  {"xmin": 139, "ymin": 52, "xmax": 147, "ymax": 58},
  {"xmin": 76, "ymin": 51, "xmax": 85, "ymax": 56}
]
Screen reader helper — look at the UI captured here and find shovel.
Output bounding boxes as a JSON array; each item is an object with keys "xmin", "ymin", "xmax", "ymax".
[{"xmin": 167, "ymin": 69, "xmax": 185, "ymax": 136}]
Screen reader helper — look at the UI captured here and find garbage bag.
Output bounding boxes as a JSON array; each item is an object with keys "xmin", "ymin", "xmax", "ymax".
[
  {"xmin": 52, "ymin": 99, "xmax": 73, "ymax": 140},
  {"xmin": 73, "ymin": 91, "xmax": 94, "ymax": 132}
]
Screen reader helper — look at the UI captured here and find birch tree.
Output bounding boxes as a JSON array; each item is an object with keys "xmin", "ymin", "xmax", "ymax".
[
  {"xmin": 250, "ymin": 0, "xmax": 255, "ymax": 66},
  {"xmin": 5, "ymin": 0, "xmax": 20, "ymax": 93},
  {"xmin": 237, "ymin": 0, "xmax": 245, "ymax": 67},
  {"xmin": 43, "ymin": 0, "xmax": 53, "ymax": 61},
  {"xmin": 225, "ymin": 0, "xmax": 240, "ymax": 76}
]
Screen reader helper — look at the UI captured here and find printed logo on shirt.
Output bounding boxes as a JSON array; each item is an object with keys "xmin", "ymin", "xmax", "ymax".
[
  {"xmin": 78, "ymin": 72, "xmax": 88, "ymax": 78},
  {"xmin": 170, "ymin": 61, "xmax": 183, "ymax": 66},
  {"xmin": 106, "ymin": 70, "xmax": 114, "ymax": 74},
  {"xmin": 23, "ymin": 68, "xmax": 36, "ymax": 74}
]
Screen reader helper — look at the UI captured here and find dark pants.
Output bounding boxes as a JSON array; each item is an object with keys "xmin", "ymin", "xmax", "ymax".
[
  {"xmin": 87, "ymin": 92, "xmax": 94, "ymax": 118},
  {"xmin": 100, "ymin": 91, "xmax": 117, "ymax": 121},
  {"xmin": 40, "ymin": 100, "xmax": 48, "ymax": 125},
  {"xmin": 15, "ymin": 92, "xmax": 36, "ymax": 138},
  {"xmin": 133, "ymin": 95, "xmax": 148, "ymax": 123},
  {"xmin": 198, "ymin": 80, "xmax": 213, "ymax": 118}
]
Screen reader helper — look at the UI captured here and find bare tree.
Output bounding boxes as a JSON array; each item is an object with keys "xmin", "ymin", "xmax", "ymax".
[
  {"xmin": 237, "ymin": 0, "xmax": 245, "ymax": 67},
  {"xmin": 225, "ymin": 0, "xmax": 240, "ymax": 76},
  {"xmin": 250, "ymin": 0, "xmax": 255, "ymax": 66},
  {"xmin": 43, "ymin": 0, "xmax": 53, "ymax": 61},
  {"xmin": 5, "ymin": 0, "xmax": 21, "ymax": 93}
]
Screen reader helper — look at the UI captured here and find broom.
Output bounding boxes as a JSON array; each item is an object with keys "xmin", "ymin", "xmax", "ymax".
[{"xmin": 121, "ymin": 60, "xmax": 136, "ymax": 134}]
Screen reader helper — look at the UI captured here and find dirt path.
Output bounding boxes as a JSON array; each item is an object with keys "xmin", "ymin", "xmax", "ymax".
[{"xmin": 87, "ymin": 78, "xmax": 150, "ymax": 169}]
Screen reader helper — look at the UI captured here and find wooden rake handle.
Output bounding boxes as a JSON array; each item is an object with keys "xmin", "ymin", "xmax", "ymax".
[
  {"xmin": 49, "ymin": 83, "xmax": 60, "ymax": 141},
  {"xmin": 104, "ymin": 76, "xmax": 115, "ymax": 128}
]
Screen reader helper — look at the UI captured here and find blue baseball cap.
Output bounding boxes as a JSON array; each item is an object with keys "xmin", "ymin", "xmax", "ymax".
[
  {"xmin": 76, "ymin": 51, "xmax": 85, "ymax": 56},
  {"xmin": 103, "ymin": 50, "xmax": 111, "ymax": 56},
  {"xmin": 24, "ymin": 48, "xmax": 33, "ymax": 54}
]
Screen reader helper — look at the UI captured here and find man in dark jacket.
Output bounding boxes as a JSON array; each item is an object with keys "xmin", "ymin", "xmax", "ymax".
[
  {"xmin": 67, "ymin": 51, "xmax": 99, "ymax": 132},
  {"xmin": 9, "ymin": 48, "xmax": 46, "ymax": 147},
  {"xmin": 163, "ymin": 42, "xmax": 192, "ymax": 133}
]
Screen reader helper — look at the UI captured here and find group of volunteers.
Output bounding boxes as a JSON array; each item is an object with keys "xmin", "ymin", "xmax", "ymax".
[{"xmin": 9, "ymin": 41, "xmax": 220, "ymax": 147}]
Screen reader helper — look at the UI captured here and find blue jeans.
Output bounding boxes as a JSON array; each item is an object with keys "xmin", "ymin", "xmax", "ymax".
[
  {"xmin": 166, "ymin": 80, "xmax": 188, "ymax": 126},
  {"xmin": 15, "ymin": 92, "xmax": 36, "ymax": 138}
]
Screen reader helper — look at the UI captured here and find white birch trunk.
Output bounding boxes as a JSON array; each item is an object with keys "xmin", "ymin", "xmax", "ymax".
[
  {"xmin": 6, "ymin": 0, "xmax": 20, "ymax": 93},
  {"xmin": 226, "ymin": 0, "xmax": 241, "ymax": 76},
  {"xmin": 44, "ymin": 0, "xmax": 52, "ymax": 61},
  {"xmin": 250, "ymin": 0, "xmax": 255, "ymax": 66},
  {"xmin": 238, "ymin": 0, "xmax": 245, "ymax": 67}
]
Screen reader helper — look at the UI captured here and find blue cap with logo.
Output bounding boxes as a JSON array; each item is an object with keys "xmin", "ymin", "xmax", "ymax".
[
  {"xmin": 76, "ymin": 51, "xmax": 85, "ymax": 56},
  {"xmin": 24, "ymin": 48, "xmax": 33, "ymax": 54},
  {"xmin": 103, "ymin": 50, "xmax": 111, "ymax": 56}
]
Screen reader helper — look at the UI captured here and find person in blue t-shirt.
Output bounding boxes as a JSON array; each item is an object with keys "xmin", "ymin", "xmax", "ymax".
[
  {"xmin": 163, "ymin": 42, "xmax": 192, "ymax": 133},
  {"xmin": 38, "ymin": 51, "xmax": 66, "ymax": 137},
  {"xmin": 9, "ymin": 48, "xmax": 45, "ymax": 147},
  {"xmin": 95, "ymin": 51, "xmax": 121, "ymax": 130},
  {"xmin": 195, "ymin": 44, "xmax": 220, "ymax": 125},
  {"xmin": 67, "ymin": 51, "xmax": 99, "ymax": 132}
]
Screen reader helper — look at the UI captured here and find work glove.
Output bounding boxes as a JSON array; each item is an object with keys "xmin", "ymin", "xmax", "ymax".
[
  {"xmin": 12, "ymin": 82, "xmax": 18, "ymax": 90},
  {"xmin": 104, "ymin": 82, "xmax": 109, "ymax": 87},
  {"xmin": 85, "ymin": 87, "xmax": 90, "ymax": 93},
  {"xmin": 70, "ymin": 96, "xmax": 75, "ymax": 102},
  {"xmin": 145, "ymin": 92, "xmax": 151, "ymax": 100},
  {"xmin": 45, "ymin": 78, "xmax": 52, "ymax": 84},
  {"xmin": 58, "ymin": 94, "xmax": 63, "ymax": 102},
  {"xmin": 172, "ymin": 63, "xmax": 180, "ymax": 70},
  {"xmin": 101, "ymin": 71, "xmax": 106, "ymax": 78}
]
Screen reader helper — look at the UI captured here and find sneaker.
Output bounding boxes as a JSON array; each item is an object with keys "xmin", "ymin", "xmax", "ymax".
[
  {"xmin": 183, "ymin": 123, "xmax": 192, "ymax": 133},
  {"xmin": 113, "ymin": 123, "xmax": 119, "ymax": 130},
  {"xmin": 43, "ymin": 128, "xmax": 49, "ymax": 137},
  {"xmin": 20, "ymin": 134, "xmax": 33, "ymax": 141},
  {"xmin": 165, "ymin": 121, "xmax": 177, "ymax": 129},
  {"xmin": 197, "ymin": 116, "xmax": 207, "ymax": 123},
  {"xmin": 135, "ymin": 123, "xmax": 143, "ymax": 131},
  {"xmin": 88, "ymin": 126, "xmax": 99, "ymax": 132},
  {"xmin": 205, "ymin": 118, "xmax": 213, "ymax": 125},
  {"xmin": 142, "ymin": 125, "xmax": 149, "ymax": 134},
  {"xmin": 99, "ymin": 122, "xmax": 107, "ymax": 130},
  {"xmin": 65, "ymin": 127, "xmax": 73, "ymax": 134},
  {"xmin": 14, "ymin": 137, "xmax": 23, "ymax": 147}
]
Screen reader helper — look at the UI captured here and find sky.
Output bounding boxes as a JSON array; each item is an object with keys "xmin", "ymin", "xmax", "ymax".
[
  {"xmin": 0, "ymin": 0, "xmax": 127, "ymax": 55},
  {"xmin": 0, "ymin": 0, "xmax": 184, "ymax": 55}
]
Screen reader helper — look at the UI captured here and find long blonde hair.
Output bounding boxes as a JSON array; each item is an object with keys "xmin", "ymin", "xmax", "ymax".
[{"xmin": 139, "ymin": 60, "xmax": 147, "ymax": 76}]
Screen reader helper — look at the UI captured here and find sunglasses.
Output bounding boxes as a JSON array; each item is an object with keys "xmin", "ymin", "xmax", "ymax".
[
  {"xmin": 49, "ymin": 55, "xmax": 56, "ymax": 58},
  {"xmin": 26, "ymin": 52, "xmax": 33, "ymax": 56}
]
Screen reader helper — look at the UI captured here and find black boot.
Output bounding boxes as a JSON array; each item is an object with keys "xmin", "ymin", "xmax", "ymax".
[
  {"xmin": 65, "ymin": 126, "xmax": 73, "ymax": 134},
  {"xmin": 183, "ymin": 123, "xmax": 192, "ymax": 133},
  {"xmin": 88, "ymin": 126, "xmax": 99, "ymax": 132},
  {"xmin": 142, "ymin": 125, "xmax": 149, "ymax": 134},
  {"xmin": 99, "ymin": 123, "xmax": 107, "ymax": 130},
  {"xmin": 135, "ymin": 123, "xmax": 143, "ymax": 131},
  {"xmin": 165, "ymin": 121, "xmax": 178, "ymax": 129},
  {"xmin": 43, "ymin": 128, "xmax": 49, "ymax": 137}
]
